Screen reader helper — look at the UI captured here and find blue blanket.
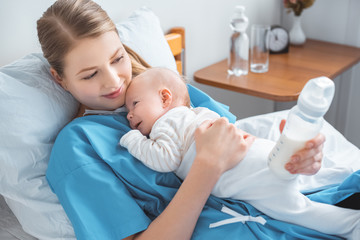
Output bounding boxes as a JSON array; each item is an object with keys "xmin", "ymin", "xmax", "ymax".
[{"xmin": 47, "ymin": 85, "xmax": 358, "ymax": 240}]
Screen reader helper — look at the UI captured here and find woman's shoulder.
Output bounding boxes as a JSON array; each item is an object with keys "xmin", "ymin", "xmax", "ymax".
[
  {"xmin": 48, "ymin": 114, "xmax": 130, "ymax": 181},
  {"xmin": 55, "ymin": 113, "xmax": 130, "ymax": 152}
]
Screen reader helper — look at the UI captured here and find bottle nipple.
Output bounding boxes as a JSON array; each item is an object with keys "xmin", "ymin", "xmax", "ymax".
[{"xmin": 298, "ymin": 76, "xmax": 335, "ymax": 118}]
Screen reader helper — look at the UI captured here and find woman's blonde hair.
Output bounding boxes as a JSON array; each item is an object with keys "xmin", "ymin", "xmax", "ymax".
[{"xmin": 37, "ymin": 0, "xmax": 150, "ymax": 78}]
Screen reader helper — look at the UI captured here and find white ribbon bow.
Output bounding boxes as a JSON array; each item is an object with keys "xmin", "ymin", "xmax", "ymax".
[{"xmin": 209, "ymin": 205, "xmax": 267, "ymax": 228}]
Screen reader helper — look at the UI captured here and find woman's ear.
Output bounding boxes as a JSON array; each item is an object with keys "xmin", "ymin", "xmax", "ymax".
[
  {"xmin": 160, "ymin": 88, "xmax": 172, "ymax": 108},
  {"xmin": 50, "ymin": 67, "xmax": 68, "ymax": 90}
]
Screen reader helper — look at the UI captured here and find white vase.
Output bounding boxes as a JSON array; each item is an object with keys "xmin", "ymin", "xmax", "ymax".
[{"xmin": 289, "ymin": 15, "xmax": 306, "ymax": 45}]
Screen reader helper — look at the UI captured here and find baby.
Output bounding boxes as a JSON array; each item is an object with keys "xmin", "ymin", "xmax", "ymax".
[{"xmin": 120, "ymin": 67, "xmax": 360, "ymax": 239}]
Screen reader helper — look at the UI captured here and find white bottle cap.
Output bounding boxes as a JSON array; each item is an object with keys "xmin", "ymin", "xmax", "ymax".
[
  {"xmin": 297, "ymin": 76, "xmax": 335, "ymax": 118},
  {"xmin": 235, "ymin": 5, "xmax": 245, "ymax": 13}
]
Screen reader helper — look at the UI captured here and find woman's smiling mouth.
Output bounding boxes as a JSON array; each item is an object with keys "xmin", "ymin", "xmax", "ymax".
[{"xmin": 103, "ymin": 86, "xmax": 122, "ymax": 99}]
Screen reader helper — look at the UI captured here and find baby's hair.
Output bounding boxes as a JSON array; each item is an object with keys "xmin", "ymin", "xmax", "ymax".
[
  {"xmin": 37, "ymin": 0, "xmax": 150, "ymax": 78},
  {"xmin": 179, "ymin": 73, "xmax": 190, "ymax": 84},
  {"xmin": 179, "ymin": 74, "xmax": 191, "ymax": 107}
]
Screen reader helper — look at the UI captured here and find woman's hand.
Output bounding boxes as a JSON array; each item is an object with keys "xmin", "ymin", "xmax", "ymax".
[
  {"xmin": 131, "ymin": 118, "xmax": 255, "ymax": 240},
  {"xmin": 280, "ymin": 119, "xmax": 325, "ymax": 175},
  {"xmin": 194, "ymin": 117, "xmax": 256, "ymax": 176}
]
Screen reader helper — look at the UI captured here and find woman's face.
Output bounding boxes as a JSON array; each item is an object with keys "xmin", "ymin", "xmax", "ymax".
[{"xmin": 60, "ymin": 31, "xmax": 132, "ymax": 110}]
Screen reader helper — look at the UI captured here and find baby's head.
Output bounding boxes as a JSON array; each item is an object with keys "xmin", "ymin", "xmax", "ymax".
[{"xmin": 125, "ymin": 67, "xmax": 190, "ymax": 135}]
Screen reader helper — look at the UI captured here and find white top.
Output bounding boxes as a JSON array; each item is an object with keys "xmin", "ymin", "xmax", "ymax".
[{"xmin": 119, "ymin": 106, "xmax": 219, "ymax": 174}]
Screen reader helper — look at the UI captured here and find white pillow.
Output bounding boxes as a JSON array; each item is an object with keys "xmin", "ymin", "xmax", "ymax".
[
  {"xmin": 116, "ymin": 6, "xmax": 177, "ymax": 72},
  {"xmin": 0, "ymin": 53, "xmax": 79, "ymax": 239},
  {"xmin": 0, "ymin": 7, "xmax": 177, "ymax": 240}
]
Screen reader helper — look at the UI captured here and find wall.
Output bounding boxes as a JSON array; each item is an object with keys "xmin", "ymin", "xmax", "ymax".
[
  {"xmin": 0, "ymin": 0, "xmax": 279, "ymax": 120},
  {"xmin": 104, "ymin": 0, "xmax": 280, "ymax": 119},
  {"xmin": 2, "ymin": 0, "xmax": 358, "ymax": 147},
  {"xmin": 281, "ymin": 0, "xmax": 360, "ymax": 148}
]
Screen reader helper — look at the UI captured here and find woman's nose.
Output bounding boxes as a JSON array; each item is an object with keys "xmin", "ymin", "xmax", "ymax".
[{"xmin": 103, "ymin": 67, "xmax": 119, "ymax": 88}]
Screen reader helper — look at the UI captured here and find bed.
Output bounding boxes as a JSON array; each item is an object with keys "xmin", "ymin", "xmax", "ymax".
[{"xmin": 1, "ymin": 6, "xmax": 360, "ymax": 240}]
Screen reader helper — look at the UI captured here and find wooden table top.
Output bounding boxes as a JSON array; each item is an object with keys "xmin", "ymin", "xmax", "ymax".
[{"xmin": 194, "ymin": 39, "xmax": 360, "ymax": 101}]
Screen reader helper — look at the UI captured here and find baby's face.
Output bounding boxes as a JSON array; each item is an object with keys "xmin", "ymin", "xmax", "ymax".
[{"xmin": 125, "ymin": 75, "xmax": 167, "ymax": 136}]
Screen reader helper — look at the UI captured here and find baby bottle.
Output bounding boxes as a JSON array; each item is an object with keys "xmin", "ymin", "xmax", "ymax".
[{"xmin": 268, "ymin": 76, "xmax": 335, "ymax": 180}]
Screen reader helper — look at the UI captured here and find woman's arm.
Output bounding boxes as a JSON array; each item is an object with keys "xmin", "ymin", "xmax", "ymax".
[{"xmin": 125, "ymin": 118, "xmax": 255, "ymax": 240}]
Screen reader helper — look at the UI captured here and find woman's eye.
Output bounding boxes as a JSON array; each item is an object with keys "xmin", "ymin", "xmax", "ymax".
[
  {"xmin": 112, "ymin": 56, "xmax": 123, "ymax": 64},
  {"xmin": 133, "ymin": 101, "xmax": 139, "ymax": 106},
  {"xmin": 83, "ymin": 71, "xmax": 97, "ymax": 80}
]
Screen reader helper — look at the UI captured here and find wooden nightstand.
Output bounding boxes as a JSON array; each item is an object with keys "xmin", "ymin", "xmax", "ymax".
[{"xmin": 194, "ymin": 39, "xmax": 360, "ymax": 102}]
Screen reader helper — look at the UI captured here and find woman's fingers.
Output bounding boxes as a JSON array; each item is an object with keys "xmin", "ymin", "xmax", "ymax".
[
  {"xmin": 197, "ymin": 119, "xmax": 213, "ymax": 131},
  {"xmin": 279, "ymin": 119, "xmax": 286, "ymax": 133},
  {"xmin": 304, "ymin": 133, "xmax": 326, "ymax": 149},
  {"xmin": 195, "ymin": 118, "xmax": 254, "ymax": 174},
  {"xmin": 285, "ymin": 149, "xmax": 323, "ymax": 175},
  {"xmin": 285, "ymin": 133, "xmax": 325, "ymax": 175}
]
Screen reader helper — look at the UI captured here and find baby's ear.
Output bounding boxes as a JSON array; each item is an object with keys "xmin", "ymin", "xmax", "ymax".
[{"xmin": 160, "ymin": 88, "xmax": 172, "ymax": 108}]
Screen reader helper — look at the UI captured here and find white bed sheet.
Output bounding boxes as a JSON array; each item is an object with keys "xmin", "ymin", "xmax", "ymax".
[
  {"xmin": 0, "ymin": 195, "xmax": 36, "ymax": 240},
  {"xmin": 0, "ymin": 230, "xmax": 21, "ymax": 240}
]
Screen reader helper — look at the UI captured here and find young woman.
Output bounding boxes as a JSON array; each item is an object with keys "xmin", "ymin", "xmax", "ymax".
[{"xmin": 37, "ymin": 0, "xmax": 325, "ymax": 239}]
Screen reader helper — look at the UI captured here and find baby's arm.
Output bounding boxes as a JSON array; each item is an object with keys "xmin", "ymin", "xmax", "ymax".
[{"xmin": 120, "ymin": 128, "xmax": 182, "ymax": 172}]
